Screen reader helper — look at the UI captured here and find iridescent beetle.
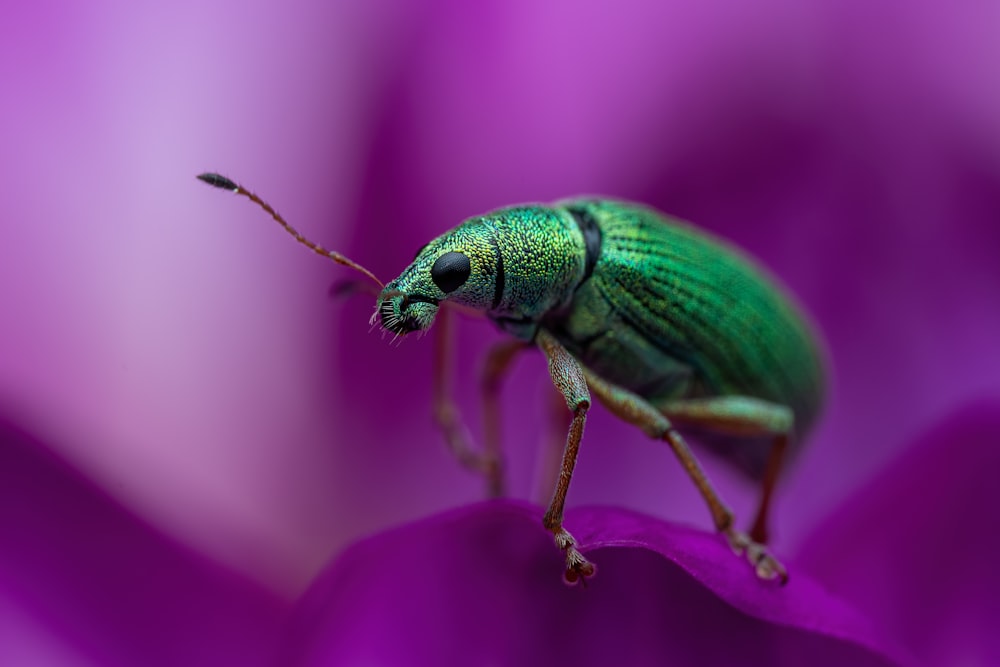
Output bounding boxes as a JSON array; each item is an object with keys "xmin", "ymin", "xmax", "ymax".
[{"xmin": 198, "ymin": 173, "xmax": 825, "ymax": 585}]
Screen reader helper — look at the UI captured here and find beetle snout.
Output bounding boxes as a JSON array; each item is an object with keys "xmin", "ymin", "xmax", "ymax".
[{"xmin": 376, "ymin": 290, "xmax": 439, "ymax": 335}]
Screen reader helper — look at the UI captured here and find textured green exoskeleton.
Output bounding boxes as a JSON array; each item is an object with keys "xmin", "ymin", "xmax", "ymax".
[
  {"xmin": 199, "ymin": 174, "xmax": 825, "ymax": 585},
  {"xmin": 378, "ymin": 199, "xmax": 824, "ymax": 584}
]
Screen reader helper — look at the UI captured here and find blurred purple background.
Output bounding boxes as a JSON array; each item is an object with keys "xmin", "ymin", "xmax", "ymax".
[{"xmin": 2, "ymin": 0, "xmax": 999, "ymax": 661}]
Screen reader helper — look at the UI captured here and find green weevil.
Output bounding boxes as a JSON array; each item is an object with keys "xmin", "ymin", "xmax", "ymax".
[{"xmin": 197, "ymin": 173, "xmax": 825, "ymax": 585}]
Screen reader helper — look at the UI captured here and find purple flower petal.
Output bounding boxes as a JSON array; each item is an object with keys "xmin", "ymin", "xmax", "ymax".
[
  {"xmin": 0, "ymin": 417, "xmax": 290, "ymax": 667},
  {"xmin": 280, "ymin": 501, "xmax": 910, "ymax": 667},
  {"xmin": 796, "ymin": 400, "xmax": 1000, "ymax": 666}
]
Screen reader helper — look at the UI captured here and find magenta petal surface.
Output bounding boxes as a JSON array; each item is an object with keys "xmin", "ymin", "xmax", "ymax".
[
  {"xmin": 0, "ymin": 418, "xmax": 289, "ymax": 667},
  {"xmin": 797, "ymin": 400, "xmax": 1000, "ymax": 666},
  {"xmin": 280, "ymin": 501, "xmax": 907, "ymax": 667}
]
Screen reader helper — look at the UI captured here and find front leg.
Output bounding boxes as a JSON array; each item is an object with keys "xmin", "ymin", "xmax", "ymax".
[
  {"xmin": 535, "ymin": 329, "xmax": 596, "ymax": 584},
  {"xmin": 432, "ymin": 306, "xmax": 506, "ymax": 496}
]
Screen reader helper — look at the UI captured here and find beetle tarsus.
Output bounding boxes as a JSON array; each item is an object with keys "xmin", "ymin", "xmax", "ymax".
[
  {"xmin": 725, "ymin": 528, "xmax": 788, "ymax": 585},
  {"xmin": 554, "ymin": 528, "xmax": 596, "ymax": 586}
]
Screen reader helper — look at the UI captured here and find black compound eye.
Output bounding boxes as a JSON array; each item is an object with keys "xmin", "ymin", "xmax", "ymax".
[{"xmin": 431, "ymin": 251, "xmax": 471, "ymax": 293}]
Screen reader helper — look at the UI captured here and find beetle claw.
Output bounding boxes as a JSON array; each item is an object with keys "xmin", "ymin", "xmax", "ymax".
[
  {"xmin": 553, "ymin": 529, "xmax": 597, "ymax": 586},
  {"xmin": 563, "ymin": 548, "xmax": 597, "ymax": 586}
]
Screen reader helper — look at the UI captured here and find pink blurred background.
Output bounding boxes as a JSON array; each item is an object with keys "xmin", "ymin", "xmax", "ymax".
[{"xmin": 2, "ymin": 0, "xmax": 999, "ymax": 604}]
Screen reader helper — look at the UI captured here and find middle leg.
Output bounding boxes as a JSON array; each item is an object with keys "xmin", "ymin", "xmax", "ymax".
[{"xmin": 479, "ymin": 338, "xmax": 533, "ymax": 497}]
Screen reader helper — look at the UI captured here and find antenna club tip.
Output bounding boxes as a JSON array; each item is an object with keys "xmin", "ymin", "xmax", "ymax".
[{"xmin": 197, "ymin": 173, "xmax": 239, "ymax": 192}]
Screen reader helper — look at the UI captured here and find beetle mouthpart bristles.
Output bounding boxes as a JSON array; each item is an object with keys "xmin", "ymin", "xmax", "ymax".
[
  {"xmin": 197, "ymin": 172, "xmax": 385, "ymax": 290},
  {"xmin": 376, "ymin": 291, "xmax": 406, "ymax": 336},
  {"xmin": 378, "ymin": 299, "xmax": 396, "ymax": 332}
]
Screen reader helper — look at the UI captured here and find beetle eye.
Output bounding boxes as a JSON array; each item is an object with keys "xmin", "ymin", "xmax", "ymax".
[{"xmin": 431, "ymin": 251, "xmax": 471, "ymax": 293}]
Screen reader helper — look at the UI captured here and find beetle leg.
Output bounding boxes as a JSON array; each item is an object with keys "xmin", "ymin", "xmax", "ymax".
[
  {"xmin": 535, "ymin": 330, "xmax": 595, "ymax": 585},
  {"xmin": 583, "ymin": 372, "xmax": 789, "ymax": 584},
  {"xmin": 535, "ymin": 382, "xmax": 572, "ymax": 505},
  {"xmin": 432, "ymin": 306, "xmax": 508, "ymax": 497},
  {"xmin": 479, "ymin": 338, "xmax": 533, "ymax": 497},
  {"xmin": 656, "ymin": 397, "xmax": 793, "ymax": 545},
  {"xmin": 748, "ymin": 433, "xmax": 788, "ymax": 544}
]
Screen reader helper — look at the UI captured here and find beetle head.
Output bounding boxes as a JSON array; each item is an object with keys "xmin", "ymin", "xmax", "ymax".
[{"xmin": 375, "ymin": 222, "xmax": 499, "ymax": 335}]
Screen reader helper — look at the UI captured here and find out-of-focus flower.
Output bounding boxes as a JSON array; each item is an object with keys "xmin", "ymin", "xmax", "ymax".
[
  {"xmin": 798, "ymin": 400, "xmax": 1000, "ymax": 667},
  {"xmin": 0, "ymin": 416, "xmax": 289, "ymax": 667},
  {"xmin": 2, "ymin": 0, "xmax": 999, "ymax": 664}
]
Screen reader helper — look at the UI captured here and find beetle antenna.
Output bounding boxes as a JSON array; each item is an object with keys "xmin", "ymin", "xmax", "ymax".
[{"xmin": 197, "ymin": 173, "xmax": 385, "ymax": 289}]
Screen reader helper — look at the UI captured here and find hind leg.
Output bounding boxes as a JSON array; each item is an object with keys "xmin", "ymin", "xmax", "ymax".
[
  {"xmin": 584, "ymin": 375, "xmax": 789, "ymax": 583},
  {"xmin": 748, "ymin": 433, "xmax": 788, "ymax": 544},
  {"xmin": 657, "ymin": 396, "xmax": 793, "ymax": 546}
]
